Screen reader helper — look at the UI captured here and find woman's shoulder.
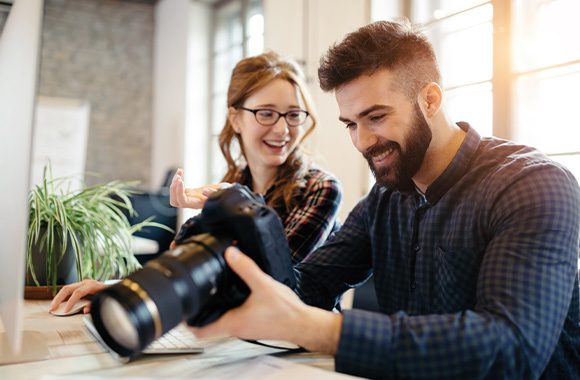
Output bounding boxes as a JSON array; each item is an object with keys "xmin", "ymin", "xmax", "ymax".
[
  {"xmin": 305, "ymin": 167, "xmax": 343, "ymax": 197},
  {"xmin": 306, "ymin": 167, "xmax": 341, "ymax": 185}
]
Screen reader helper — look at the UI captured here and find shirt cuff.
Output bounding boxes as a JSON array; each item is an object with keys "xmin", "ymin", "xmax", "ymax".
[{"xmin": 335, "ymin": 308, "xmax": 393, "ymax": 379}]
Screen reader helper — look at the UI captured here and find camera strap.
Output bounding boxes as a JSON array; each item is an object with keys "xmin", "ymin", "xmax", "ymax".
[{"xmin": 242, "ymin": 339, "xmax": 306, "ymax": 353}]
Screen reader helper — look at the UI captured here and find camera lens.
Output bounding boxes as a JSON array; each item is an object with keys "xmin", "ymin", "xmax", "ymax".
[
  {"xmin": 100, "ymin": 297, "xmax": 139, "ymax": 350},
  {"xmin": 88, "ymin": 184, "xmax": 296, "ymax": 360},
  {"xmin": 90, "ymin": 232, "xmax": 232, "ymax": 358}
]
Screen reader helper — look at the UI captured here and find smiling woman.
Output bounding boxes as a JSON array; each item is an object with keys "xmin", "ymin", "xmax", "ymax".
[
  {"xmin": 228, "ymin": 78, "xmax": 306, "ymax": 193},
  {"xmin": 171, "ymin": 51, "xmax": 343, "ymax": 265}
]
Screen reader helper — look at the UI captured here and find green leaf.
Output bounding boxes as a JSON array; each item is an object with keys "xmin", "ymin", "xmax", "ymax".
[{"xmin": 26, "ymin": 161, "xmax": 171, "ymax": 289}]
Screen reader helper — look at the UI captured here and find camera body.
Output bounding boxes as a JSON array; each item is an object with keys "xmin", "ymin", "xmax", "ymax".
[
  {"xmin": 90, "ymin": 184, "xmax": 296, "ymax": 358},
  {"xmin": 173, "ymin": 183, "xmax": 297, "ymax": 326}
]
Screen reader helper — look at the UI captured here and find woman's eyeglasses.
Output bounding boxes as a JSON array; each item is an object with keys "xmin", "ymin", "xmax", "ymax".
[{"xmin": 240, "ymin": 107, "xmax": 310, "ymax": 127}]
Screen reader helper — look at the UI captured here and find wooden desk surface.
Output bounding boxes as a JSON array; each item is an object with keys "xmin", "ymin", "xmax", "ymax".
[{"xmin": 0, "ymin": 300, "xmax": 349, "ymax": 380}]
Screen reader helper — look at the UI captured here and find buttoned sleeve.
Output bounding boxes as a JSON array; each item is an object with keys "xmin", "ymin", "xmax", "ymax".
[{"xmin": 294, "ymin": 192, "xmax": 375, "ymax": 311}]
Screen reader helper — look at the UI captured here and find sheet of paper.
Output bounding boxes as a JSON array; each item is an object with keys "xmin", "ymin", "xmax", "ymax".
[
  {"xmin": 38, "ymin": 355, "xmax": 359, "ymax": 380},
  {"xmin": 213, "ymin": 355, "xmax": 360, "ymax": 379}
]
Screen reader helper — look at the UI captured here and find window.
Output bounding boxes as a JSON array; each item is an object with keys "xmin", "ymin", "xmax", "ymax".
[
  {"xmin": 374, "ymin": 0, "xmax": 580, "ymax": 181},
  {"xmin": 414, "ymin": 1, "xmax": 494, "ymax": 137},
  {"xmin": 209, "ymin": 0, "xmax": 264, "ymax": 184},
  {"xmin": 511, "ymin": 0, "xmax": 580, "ymax": 177}
]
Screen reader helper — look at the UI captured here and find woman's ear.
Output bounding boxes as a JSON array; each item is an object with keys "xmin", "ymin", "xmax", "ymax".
[
  {"xmin": 228, "ymin": 107, "xmax": 241, "ymax": 133},
  {"xmin": 419, "ymin": 82, "xmax": 442, "ymax": 119}
]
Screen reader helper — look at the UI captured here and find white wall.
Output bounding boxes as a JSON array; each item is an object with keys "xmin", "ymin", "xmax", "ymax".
[
  {"xmin": 152, "ymin": 0, "xmax": 188, "ymax": 188},
  {"xmin": 183, "ymin": 1, "xmax": 211, "ymax": 221},
  {"xmin": 264, "ymin": 0, "xmax": 372, "ymax": 221},
  {"xmin": 154, "ymin": 0, "xmax": 212, "ymax": 224},
  {"xmin": 153, "ymin": 0, "xmax": 211, "ymax": 188}
]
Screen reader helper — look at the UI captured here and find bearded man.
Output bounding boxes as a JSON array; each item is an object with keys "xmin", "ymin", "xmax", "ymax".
[{"xmin": 193, "ymin": 19, "xmax": 580, "ymax": 380}]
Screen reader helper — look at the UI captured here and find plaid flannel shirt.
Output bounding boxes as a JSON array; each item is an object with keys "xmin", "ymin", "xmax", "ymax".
[
  {"xmin": 238, "ymin": 167, "xmax": 342, "ymax": 264},
  {"xmin": 295, "ymin": 123, "xmax": 580, "ymax": 379}
]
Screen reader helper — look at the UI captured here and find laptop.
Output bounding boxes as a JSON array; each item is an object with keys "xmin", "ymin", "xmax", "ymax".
[{"xmin": 83, "ymin": 315, "xmax": 204, "ymax": 363}]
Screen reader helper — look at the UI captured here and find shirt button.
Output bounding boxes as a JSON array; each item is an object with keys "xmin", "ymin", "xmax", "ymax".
[
  {"xmin": 413, "ymin": 244, "xmax": 420, "ymax": 251},
  {"xmin": 411, "ymin": 281, "xmax": 417, "ymax": 289}
]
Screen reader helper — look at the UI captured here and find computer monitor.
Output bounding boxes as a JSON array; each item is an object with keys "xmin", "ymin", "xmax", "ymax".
[{"xmin": 0, "ymin": 0, "xmax": 49, "ymax": 364}]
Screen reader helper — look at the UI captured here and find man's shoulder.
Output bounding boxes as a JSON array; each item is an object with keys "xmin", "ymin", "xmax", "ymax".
[
  {"xmin": 467, "ymin": 137, "xmax": 580, "ymax": 209},
  {"xmin": 475, "ymin": 137, "xmax": 575, "ymax": 181}
]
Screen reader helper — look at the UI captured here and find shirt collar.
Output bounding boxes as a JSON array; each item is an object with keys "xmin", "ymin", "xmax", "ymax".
[{"xmin": 424, "ymin": 122, "xmax": 481, "ymax": 205}]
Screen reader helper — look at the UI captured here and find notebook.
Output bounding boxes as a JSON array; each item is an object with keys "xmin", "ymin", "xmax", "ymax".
[{"xmin": 83, "ymin": 315, "xmax": 204, "ymax": 363}]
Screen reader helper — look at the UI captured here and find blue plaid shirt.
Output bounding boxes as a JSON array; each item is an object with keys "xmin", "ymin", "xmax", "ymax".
[{"xmin": 295, "ymin": 123, "xmax": 580, "ymax": 379}]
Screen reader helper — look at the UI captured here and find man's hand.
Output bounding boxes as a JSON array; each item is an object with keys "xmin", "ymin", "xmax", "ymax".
[
  {"xmin": 169, "ymin": 168, "xmax": 230, "ymax": 209},
  {"xmin": 191, "ymin": 247, "xmax": 343, "ymax": 355}
]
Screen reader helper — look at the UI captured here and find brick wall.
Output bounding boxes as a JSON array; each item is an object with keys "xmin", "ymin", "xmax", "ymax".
[{"xmin": 39, "ymin": 0, "xmax": 155, "ymax": 188}]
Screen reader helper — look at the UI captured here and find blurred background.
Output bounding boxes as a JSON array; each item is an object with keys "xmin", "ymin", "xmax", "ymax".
[
  {"xmin": 1, "ymin": 0, "xmax": 578, "ymax": 222},
  {"xmin": 1, "ymin": 0, "xmax": 578, "ymax": 309}
]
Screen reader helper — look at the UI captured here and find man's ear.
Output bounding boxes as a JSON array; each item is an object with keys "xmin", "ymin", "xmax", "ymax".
[
  {"xmin": 228, "ymin": 107, "xmax": 241, "ymax": 132},
  {"xmin": 419, "ymin": 82, "xmax": 442, "ymax": 118}
]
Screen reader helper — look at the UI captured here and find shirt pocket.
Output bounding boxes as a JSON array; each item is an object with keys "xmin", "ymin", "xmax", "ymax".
[{"xmin": 433, "ymin": 245, "xmax": 484, "ymax": 313}]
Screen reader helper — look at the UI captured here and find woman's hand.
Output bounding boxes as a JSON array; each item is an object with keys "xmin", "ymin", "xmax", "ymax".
[
  {"xmin": 49, "ymin": 279, "xmax": 108, "ymax": 314},
  {"xmin": 169, "ymin": 168, "xmax": 230, "ymax": 209}
]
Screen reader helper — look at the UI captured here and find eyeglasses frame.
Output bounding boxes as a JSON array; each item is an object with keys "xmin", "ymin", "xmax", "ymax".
[{"xmin": 239, "ymin": 107, "xmax": 310, "ymax": 127}]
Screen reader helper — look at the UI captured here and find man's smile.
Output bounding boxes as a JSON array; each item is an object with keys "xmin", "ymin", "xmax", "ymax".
[{"xmin": 372, "ymin": 147, "xmax": 395, "ymax": 163}]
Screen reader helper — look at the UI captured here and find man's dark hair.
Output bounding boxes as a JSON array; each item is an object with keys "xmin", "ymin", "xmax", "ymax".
[{"xmin": 318, "ymin": 19, "xmax": 441, "ymax": 100}]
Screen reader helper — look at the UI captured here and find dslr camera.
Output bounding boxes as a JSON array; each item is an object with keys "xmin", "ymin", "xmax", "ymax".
[{"xmin": 89, "ymin": 184, "xmax": 296, "ymax": 359}]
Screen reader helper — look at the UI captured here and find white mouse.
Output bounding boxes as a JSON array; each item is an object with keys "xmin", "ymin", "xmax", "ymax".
[{"xmin": 50, "ymin": 299, "xmax": 91, "ymax": 316}]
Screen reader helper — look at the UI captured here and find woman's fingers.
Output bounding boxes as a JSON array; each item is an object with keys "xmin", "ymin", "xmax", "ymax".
[
  {"xmin": 175, "ymin": 179, "xmax": 189, "ymax": 207},
  {"xmin": 202, "ymin": 187, "xmax": 218, "ymax": 196},
  {"xmin": 169, "ymin": 169, "xmax": 183, "ymax": 207},
  {"xmin": 49, "ymin": 280, "xmax": 107, "ymax": 313},
  {"xmin": 171, "ymin": 176, "xmax": 231, "ymax": 209}
]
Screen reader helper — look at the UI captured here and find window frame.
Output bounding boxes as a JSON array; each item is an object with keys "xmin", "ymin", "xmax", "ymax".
[
  {"xmin": 206, "ymin": 0, "xmax": 264, "ymax": 184},
  {"xmin": 403, "ymin": 0, "xmax": 580, "ymax": 174}
]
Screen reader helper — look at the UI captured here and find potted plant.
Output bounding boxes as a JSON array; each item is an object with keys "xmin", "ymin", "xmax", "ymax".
[{"xmin": 26, "ymin": 163, "xmax": 173, "ymax": 296}]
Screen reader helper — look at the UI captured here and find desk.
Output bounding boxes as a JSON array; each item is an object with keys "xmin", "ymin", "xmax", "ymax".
[{"xmin": 1, "ymin": 300, "xmax": 360, "ymax": 380}]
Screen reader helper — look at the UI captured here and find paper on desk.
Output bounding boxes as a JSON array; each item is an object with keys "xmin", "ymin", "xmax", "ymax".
[
  {"xmin": 211, "ymin": 355, "xmax": 360, "ymax": 379},
  {"xmin": 38, "ymin": 355, "xmax": 360, "ymax": 380}
]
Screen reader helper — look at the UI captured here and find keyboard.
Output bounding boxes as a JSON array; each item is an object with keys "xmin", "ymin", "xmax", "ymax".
[
  {"xmin": 83, "ymin": 315, "xmax": 204, "ymax": 362},
  {"xmin": 142, "ymin": 323, "xmax": 204, "ymax": 354}
]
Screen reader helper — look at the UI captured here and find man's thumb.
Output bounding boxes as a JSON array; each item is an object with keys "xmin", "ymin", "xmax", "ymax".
[{"xmin": 224, "ymin": 246, "xmax": 268, "ymax": 291}]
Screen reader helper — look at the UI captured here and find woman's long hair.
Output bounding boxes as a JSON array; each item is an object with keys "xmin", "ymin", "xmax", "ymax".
[{"xmin": 218, "ymin": 51, "xmax": 317, "ymax": 213}]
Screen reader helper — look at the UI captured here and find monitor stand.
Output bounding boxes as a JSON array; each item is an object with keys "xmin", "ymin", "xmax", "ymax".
[{"xmin": 0, "ymin": 331, "xmax": 50, "ymax": 365}]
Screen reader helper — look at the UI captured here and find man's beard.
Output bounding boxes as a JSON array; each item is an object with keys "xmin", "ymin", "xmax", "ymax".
[{"xmin": 365, "ymin": 102, "xmax": 432, "ymax": 189}]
